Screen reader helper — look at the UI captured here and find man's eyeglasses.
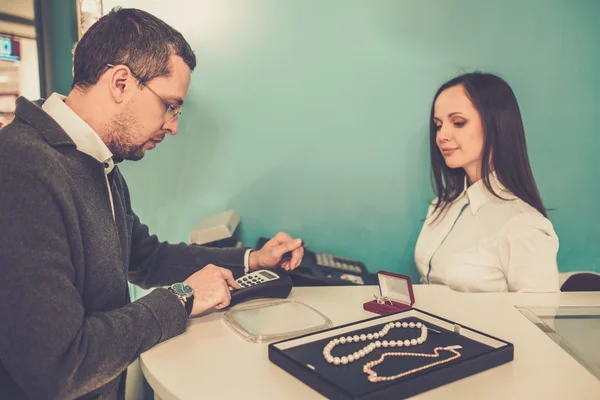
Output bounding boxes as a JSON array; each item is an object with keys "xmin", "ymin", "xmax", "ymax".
[{"xmin": 106, "ymin": 63, "xmax": 182, "ymax": 121}]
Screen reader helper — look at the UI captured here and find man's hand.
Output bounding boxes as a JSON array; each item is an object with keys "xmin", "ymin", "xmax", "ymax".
[
  {"xmin": 183, "ymin": 264, "xmax": 241, "ymax": 315},
  {"xmin": 248, "ymin": 232, "xmax": 304, "ymax": 271}
]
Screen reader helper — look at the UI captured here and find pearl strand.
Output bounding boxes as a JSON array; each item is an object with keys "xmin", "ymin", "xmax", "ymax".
[
  {"xmin": 323, "ymin": 321, "xmax": 428, "ymax": 365},
  {"xmin": 363, "ymin": 345, "xmax": 462, "ymax": 382}
]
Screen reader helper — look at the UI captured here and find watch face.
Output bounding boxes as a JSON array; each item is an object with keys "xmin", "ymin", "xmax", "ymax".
[{"xmin": 171, "ymin": 282, "xmax": 194, "ymax": 298}]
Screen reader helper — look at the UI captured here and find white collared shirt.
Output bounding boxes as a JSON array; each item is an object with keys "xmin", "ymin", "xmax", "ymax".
[
  {"xmin": 414, "ymin": 176, "xmax": 560, "ymax": 293},
  {"xmin": 41, "ymin": 93, "xmax": 251, "ymax": 272},
  {"xmin": 42, "ymin": 93, "xmax": 116, "ymax": 219}
]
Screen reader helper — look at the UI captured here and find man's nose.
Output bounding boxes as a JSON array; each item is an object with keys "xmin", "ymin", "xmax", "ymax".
[{"xmin": 162, "ymin": 118, "xmax": 179, "ymax": 136}]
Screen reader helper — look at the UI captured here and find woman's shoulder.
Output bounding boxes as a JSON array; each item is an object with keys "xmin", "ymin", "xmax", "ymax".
[{"xmin": 499, "ymin": 199, "xmax": 557, "ymax": 240}]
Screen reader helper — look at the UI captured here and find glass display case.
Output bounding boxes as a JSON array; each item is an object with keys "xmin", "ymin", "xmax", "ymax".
[{"xmin": 516, "ymin": 305, "xmax": 600, "ymax": 380}]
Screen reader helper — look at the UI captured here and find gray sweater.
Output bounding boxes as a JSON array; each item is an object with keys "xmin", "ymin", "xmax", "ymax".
[{"xmin": 0, "ymin": 97, "xmax": 248, "ymax": 399}]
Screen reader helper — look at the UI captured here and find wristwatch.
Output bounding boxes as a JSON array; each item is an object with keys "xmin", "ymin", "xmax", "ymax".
[{"xmin": 168, "ymin": 282, "xmax": 194, "ymax": 317}]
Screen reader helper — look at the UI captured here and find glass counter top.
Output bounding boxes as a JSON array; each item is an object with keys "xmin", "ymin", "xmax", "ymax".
[{"xmin": 517, "ymin": 305, "xmax": 600, "ymax": 381}]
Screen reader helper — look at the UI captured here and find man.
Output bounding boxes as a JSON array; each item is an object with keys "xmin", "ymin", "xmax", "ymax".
[{"xmin": 0, "ymin": 7, "xmax": 304, "ymax": 400}]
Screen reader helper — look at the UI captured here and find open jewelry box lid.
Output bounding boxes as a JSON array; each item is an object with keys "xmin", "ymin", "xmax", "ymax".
[
  {"xmin": 363, "ymin": 271, "xmax": 415, "ymax": 315},
  {"xmin": 378, "ymin": 271, "xmax": 414, "ymax": 306}
]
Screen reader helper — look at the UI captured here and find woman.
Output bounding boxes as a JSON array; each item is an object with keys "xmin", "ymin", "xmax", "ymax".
[{"xmin": 414, "ymin": 72, "xmax": 559, "ymax": 292}]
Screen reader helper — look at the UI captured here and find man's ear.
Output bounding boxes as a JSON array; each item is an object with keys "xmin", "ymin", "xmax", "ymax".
[{"xmin": 107, "ymin": 65, "xmax": 133, "ymax": 104}]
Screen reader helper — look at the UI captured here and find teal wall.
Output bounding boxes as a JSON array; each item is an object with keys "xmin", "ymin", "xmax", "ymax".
[
  {"xmin": 34, "ymin": 0, "xmax": 79, "ymax": 97},
  {"xmin": 95, "ymin": 0, "xmax": 599, "ymax": 278}
]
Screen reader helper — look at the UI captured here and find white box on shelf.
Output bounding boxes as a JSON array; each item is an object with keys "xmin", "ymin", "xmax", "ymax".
[{"xmin": 189, "ymin": 210, "xmax": 240, "ymax": 245}]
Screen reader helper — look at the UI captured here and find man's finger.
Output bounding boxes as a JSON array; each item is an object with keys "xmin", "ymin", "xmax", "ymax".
[
  {"xmin": 281, "ymin": 260, "xmax": 290, "ymax": 270},
  {"xmin": 222, "ymin": 280, "xmax": 232, "ymax": 300},
  {"xmin": 273, "ymin": 238, "xmax": 303, "ymax": 258},
  {"xmin": 219, "ymin": 282, "xmax": 231, "ymax": 307},
  {"xmin": 273, "ymin": 231, "xmax": 292, "ymax": 243},
  {"xmin": 205, "ymin": 293, "xmax": 223, "ymax": 310},
  {"xmin": 219, "ymin": 267, "xmax": 240, "ymax": 289},
  {"xmin": 290, "ymin": 247, "xmax": 304, "ymax": 270},
  {"xmin": 219, "ymin": 267, "xmax": 234, "ymax": 280}
]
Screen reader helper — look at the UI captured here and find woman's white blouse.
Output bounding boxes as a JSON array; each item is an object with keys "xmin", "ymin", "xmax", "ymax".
[{"xmin": 414, "ymin": 178, "xmax": 560, "ymax": 293}]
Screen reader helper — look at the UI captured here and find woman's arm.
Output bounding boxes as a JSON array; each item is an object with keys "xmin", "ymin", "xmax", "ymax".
[{"xmin": 499, "ymin": 213, "xmax": 560, "ymax": 292}]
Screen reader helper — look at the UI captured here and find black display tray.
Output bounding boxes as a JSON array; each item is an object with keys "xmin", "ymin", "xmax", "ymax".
[{"xmin": 269, "ymin": 308, "xmax": 513, "ymax": 399}]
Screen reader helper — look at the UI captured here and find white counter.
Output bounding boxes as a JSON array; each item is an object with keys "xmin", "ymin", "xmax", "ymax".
[{"xmin": 140, "ymin": 285, "xmax": 600, "ymax": 399}]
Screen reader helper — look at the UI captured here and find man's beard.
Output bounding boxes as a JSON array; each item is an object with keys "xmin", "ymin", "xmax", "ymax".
[{"xmin": 103, "ymin": 111, "xmax": 146, "ymax": 162}]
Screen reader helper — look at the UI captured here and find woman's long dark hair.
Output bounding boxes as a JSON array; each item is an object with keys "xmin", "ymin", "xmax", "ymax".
[{"xmin": 429, "ymin": 72, "xmax": 547, "ymax": 219}]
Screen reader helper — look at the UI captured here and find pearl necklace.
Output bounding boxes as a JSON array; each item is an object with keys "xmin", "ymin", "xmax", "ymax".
[
  {"xmin": 363, "ymin": 345, "xmax": 462, "ymax": 382},
  {"xmin": 323, "ymin": 321, "xmax": 428, "ymax": 365}
]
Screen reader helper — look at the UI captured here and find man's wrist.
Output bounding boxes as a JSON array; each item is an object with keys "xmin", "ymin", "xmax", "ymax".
[
  {"xmin": 248, "ymin": 250, "xmax": 259, "ymax": 271},
  {"xmin": 243, "ymin": 249, "xmax": 250, "ymax": 273}
]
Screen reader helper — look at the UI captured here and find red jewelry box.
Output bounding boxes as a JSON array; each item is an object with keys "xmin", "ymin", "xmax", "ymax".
[{"xmin": 363, "ymin": 271, "xmax": 415, "ymax": 315}]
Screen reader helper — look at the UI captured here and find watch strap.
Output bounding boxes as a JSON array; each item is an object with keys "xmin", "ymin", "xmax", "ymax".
[{"xmin": 183, "ymin": 295, "xmax": 194, "ymax": 317}]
